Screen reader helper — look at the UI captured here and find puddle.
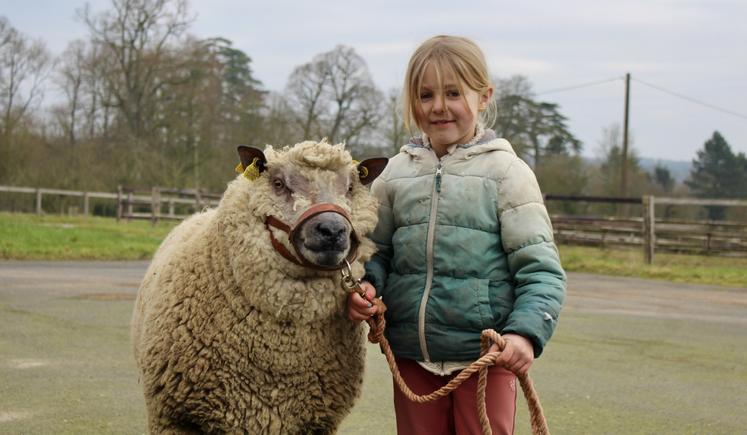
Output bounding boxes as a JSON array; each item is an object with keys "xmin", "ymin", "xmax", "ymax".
[
  {"xmin": 0, "ymin": 411, "xmax": 32, "ymax": 422},
  {"xmin": 66, "ymin": 292, "xmax": 135, "ymax": 301},
  {"xmin": 8, "ymin": 359, "xmax": 49, "ymax": 369}
]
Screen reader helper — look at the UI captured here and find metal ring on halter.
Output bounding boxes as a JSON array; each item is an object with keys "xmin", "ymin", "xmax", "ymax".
[
  {"xmin": 340, "ymin": 259, "xmax": 363, "ymax": 294},
  {"xmin": 340, "ymin": 259, "xmax": 354, "ymax": 287}
]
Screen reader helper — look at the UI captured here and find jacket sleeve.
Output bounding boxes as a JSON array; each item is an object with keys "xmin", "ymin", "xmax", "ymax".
[
  {"xmin": 497, "ymin": 158, "xmax": 566, "ymax": 358},
  {"xmin": 363, "ymin": 175, "xmax": 395, "ymax": 294}
]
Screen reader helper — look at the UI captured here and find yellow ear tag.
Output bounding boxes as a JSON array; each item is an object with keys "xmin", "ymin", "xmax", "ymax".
[
  {"xmin": 359, "ymin": 166, "xmax": 369, "ymax": 178},
  {"xmin": 235, "ymin": 162, "xmax": 245, "ymax": 174},
  {"xmin": 242, "ymin": 157, "xmax": 261, "ymax": 181}
]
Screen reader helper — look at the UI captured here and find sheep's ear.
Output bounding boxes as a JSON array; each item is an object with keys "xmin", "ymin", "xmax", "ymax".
[
  {"xmin": 357, "ymin": 157, "xmax": 388, "ymax": 185},
  {"xmin": 236, "ymin": 145, "xmax": 267, "ymax": 174}
]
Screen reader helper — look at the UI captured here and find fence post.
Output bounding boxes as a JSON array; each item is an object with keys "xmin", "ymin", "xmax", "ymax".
[
  {"xmin": 151, "ymin": 187, "xmax": 161, "ymax": 225},
  {"xmin": 195, "ymin": 189, "xmax": 202, "ymax": 212},
  {"xmin": 643, "ymin": 195, "xmax": 656, "ymax": 264},
  {"xmin": 35, "ymin": 188, "xmax": 43, "ymax": 215},
  {"xmin": 127, "ymin": 190, "xmax": 133, "ymax": 222},
  {"xmin": 116, "ymin": 185, "xmax": 123, "ymax": 222},
  {"xmin": 83, "ymin": 192, "xmax": 90, "ymax": 216}
]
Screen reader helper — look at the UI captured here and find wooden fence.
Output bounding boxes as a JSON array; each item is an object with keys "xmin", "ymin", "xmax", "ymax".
[
  {"xmin": 0, "ymin": 185, "xmax": 220, "ymax": 223},
  {"xmin": 546, "ymin": 195, "xmax": 747, "ymax": 262},
  {"xmin": 0, "ymin": 185, "xmax": 118, "ymax": 216},
  {"xmin": 2, "ymin": 185, "xmax": 747, "ymax": 263},
  {"xmin": 115, "ymin": 186, "xmax": 221, "ymax": 223}
]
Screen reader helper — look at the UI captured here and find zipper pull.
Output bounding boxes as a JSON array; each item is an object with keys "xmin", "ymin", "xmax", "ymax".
[{"xmin": 435, "ymin": 165, "xmax": 442, "ymax": 193}]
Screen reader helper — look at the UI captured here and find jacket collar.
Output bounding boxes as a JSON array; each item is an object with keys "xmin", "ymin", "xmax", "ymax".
[{"xmin": 402, "ymin": 128, "xmax": 515, "ymax": 160}]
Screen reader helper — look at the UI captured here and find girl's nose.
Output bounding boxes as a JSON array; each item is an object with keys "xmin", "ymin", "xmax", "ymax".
[{"xmin": 432, "ymin": 96, "xmax": 446, "ymax": 113}]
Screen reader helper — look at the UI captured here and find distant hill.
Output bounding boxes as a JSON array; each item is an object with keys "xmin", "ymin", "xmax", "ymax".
[{"xmin": 639, "ymin": 157, "xmax": 692, "ymax": 183}]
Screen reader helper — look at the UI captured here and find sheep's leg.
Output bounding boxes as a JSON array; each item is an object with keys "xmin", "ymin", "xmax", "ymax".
[
  {"xmin": 148, "ymin": 412, "xmax": 203, "ymax": 435},
  {"xmin": 149, "ymin": 420, "xmax": 203, "ymax": 435},
  {"xmin": 300, "ymin": 422, "xmax": 337, "ymax": 435}
]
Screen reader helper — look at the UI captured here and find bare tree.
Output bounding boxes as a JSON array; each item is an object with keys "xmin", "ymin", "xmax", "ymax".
[
  {"xmin": 81, "ymin": 0, "xmax": 192, "ymax": 141},
  {"xmin": 286, "ymin": 56, "xmax": 330, "ymax": 139},
  {"xmin": 257, "ymin": 91, "xmax": 303, "ymax": 146},
  {"xmin": 54, "ymin": 40, "xmax": 89, "ymax": 147},
  {"xmin": 0, "ymin": 17, "xmax": 52, "ymax": 181},
  {"xmin": 285, "ymin": 45, "xmax": 383, "ymax": 153},
  {"xmin": 380, "ymin": 87, "xmax": 408, "ymax": 155}
]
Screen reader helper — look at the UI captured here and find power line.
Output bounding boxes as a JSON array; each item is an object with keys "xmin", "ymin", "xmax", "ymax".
[
  {"xmin": 632, "ymin": 77, "xmax": 747, "ymax": 121},
  {"xmin": 536, "ymin": 77, "xmax": 623, "ymax": 95}
]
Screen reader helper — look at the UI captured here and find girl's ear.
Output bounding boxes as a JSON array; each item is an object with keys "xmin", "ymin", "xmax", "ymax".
[
  {"xmin": 357, "ymin": 158, "xmax": 388, "ymax": 185},
  {"xmin": 236, "ymin": 145, "xmax": 267, "ymax": 173},
  {"xmin": 480, "ymin": 87, "xmax": 494, "ymax": 111}
]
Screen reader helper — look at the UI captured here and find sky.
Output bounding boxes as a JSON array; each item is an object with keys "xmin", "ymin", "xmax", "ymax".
[{"xmin": 2, "ymin": 0, "xmax": 746, "ymax": 162}]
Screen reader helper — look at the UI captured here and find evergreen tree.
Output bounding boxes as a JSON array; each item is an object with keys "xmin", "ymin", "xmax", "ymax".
[
  {"xmin": 685, "ymin": 131, "xmax": 747, "ymax": 219},
  {"xmin": 491, "ymin": 75, "xmax": 581, "ymax": 167},
  {"xmin": 652, "ymin": 165, "xmax": 675, "ymax": 193},
  {"xmin": 686, "ymin": 131, "xmax": 746, "ymax": 198}
]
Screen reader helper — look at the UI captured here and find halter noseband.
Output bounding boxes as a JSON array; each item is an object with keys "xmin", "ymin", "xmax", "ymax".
[{"xmin": 264, "ymin": 203, "xmax": 360, "ymax": 271}]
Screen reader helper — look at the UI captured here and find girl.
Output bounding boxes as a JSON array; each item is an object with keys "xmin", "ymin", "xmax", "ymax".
[{"xmin": 348, "ymin": 35, "xmax": 566, "ymax": 435}]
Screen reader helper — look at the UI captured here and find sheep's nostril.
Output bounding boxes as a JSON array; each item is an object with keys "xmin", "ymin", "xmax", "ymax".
[{"xmin": 316, "ymin": 222, "xmax": 345, "ymax": 241}]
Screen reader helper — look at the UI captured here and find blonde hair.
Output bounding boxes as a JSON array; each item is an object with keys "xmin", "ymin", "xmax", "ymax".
[{"xmin": 402, "ymin": 35, "xmax": 496, "ymax": 134}]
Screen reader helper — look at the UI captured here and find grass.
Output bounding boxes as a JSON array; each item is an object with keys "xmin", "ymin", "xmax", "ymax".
[
  {"xmin": 2, "ymin": 211, "xmax": 746, "ymax": 288},
  {"xmin": 0, "ymin": 212, "xmax": 176, "ymax": 260},
  {"xmin": 559, "ymin": 245, "xmax": 747, "ymax": 288}
]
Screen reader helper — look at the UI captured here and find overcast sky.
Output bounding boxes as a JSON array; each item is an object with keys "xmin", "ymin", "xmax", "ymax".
[{"xmin": 3, "ymin": 0, "xmax": 746, "ymax": 162}]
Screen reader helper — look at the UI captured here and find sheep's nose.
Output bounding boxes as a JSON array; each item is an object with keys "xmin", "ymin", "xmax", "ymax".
[{"xmin": 315, "ymin": 221, "xmax": 346, "ymax": 242}]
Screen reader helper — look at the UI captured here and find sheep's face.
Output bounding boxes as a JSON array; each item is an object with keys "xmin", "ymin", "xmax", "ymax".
[
  {"xmin": 230, "ymin": 141, "xmax": 387, "ymax": 274},
  {"xmin": 269, "ymin": 165, "xmax": 356, "ymax": 268},
  {"xmin": 223, "ymin": 141, "xmax": 386, "ymax": 322}
]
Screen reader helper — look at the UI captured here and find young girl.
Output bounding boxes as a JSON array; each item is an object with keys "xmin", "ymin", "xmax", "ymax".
[{"xmin": 348, "ymin": 35, "xmax": 566, "ymax": 434}]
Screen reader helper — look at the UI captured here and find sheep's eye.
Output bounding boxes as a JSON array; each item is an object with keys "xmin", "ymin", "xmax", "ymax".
[
  {"xmin": 348, "ymin": 182, "xmax": 354, "ymax": 193},
  {"xmin": 272, "ymin": 178, "xmax": 286, "ymax": 190}
]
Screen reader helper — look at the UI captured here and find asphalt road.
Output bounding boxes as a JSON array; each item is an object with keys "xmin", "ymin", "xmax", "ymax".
[
  {"xmin": 1, "ymin": 261, "xmax": 745, "ymax": 324},
  {"xmin": 2, "ymin": 261, "xmax": 746, "ymax": 434}
]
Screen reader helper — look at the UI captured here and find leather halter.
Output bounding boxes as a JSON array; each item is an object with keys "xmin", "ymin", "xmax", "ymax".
[{"xmin": 264, "ymin": 203, "xmax": 360, "ymax": 271}]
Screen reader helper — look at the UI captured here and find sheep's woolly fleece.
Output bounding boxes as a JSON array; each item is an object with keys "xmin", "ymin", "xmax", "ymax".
[{"xmin": 131, "ymin": 140, "xmax": 380, "ymax": 434}]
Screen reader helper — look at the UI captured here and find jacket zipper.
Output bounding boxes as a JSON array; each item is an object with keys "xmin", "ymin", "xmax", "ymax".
[{"xmin": 418, "ymin": 161, "xmax": 442, "ymax": 362}]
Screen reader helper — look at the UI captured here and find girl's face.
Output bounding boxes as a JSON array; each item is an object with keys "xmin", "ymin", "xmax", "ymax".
[{"xmin": 415, "ymin": 63, "xmax": 491, "ymax": 155}]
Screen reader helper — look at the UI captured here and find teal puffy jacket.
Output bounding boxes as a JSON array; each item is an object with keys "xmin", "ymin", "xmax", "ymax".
[{"xmin": 364, "ymin": 130, "xmax": 566, "ymax": 362}]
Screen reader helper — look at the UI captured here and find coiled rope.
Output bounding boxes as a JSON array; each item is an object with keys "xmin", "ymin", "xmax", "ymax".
[{"xmin": 342, "ymin": 266, "xmax": 549, "ymax": 435}]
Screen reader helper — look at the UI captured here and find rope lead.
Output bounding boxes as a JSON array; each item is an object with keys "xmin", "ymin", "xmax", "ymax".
[{"xmin": 341, "ymin": 263, "xmax": 550, "ymax": 435}]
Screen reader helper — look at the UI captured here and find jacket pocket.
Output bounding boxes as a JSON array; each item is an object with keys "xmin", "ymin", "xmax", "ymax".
[
  {"xmin": 426, "ymin": 277, "xmax": 494, "ymax": 331},
  {"xmin": 475, "ymin": 278, "xmax": 495, "ymax": 329},
  {"xmin": 488, "ymin": 280, "xmax": 514, "ymax": 329}
]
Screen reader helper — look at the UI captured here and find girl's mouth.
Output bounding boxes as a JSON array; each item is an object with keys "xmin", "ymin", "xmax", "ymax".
[{"xmin": 431, "ymin": 120, "xmax": 453, "ymax": 125}]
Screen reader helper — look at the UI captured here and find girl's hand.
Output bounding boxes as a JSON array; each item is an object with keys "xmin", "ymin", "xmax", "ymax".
[
  {"xmin": 490, "ymin": 333, "xmax": 535, "ymax": 376},
  {"xmin": 346, "ymin": 281, "xmax": 378, "ymax": 322}
]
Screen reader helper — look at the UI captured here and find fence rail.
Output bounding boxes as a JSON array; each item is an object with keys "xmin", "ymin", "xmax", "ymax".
[
  {"xmin": 0, "ymin": 184, "xmax": 220, "ymax": 222},
  {"xmin": 545, "ymin": 194, "xmax": 747, "ymax": 261},
  {"xmin": 2, "ymin": 186, "xmax": 747, "ymax": 263}
]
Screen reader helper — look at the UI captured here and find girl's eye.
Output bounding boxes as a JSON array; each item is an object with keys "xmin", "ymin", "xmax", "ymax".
[
  {"xmin": 272, "ymin": 179, "xmax": 286, "ymax": 190},
  {"xmin": 419, "ymin": 91, "xmax": 432, "ymax": 100},
  {"xmin": 447, "ymin": 89, "xmax": 460, "ymax": 98}
]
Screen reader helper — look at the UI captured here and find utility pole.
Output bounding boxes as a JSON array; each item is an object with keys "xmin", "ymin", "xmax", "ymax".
[{"xmin": 621, "ymin": 72, "xmax": 631, "ymax": 197}]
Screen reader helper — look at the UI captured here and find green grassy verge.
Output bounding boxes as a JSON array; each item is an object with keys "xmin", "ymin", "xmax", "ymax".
[
  {"xmin": 0, "ymin": 212, "xmax": 176, "ymax": 260},
  {"xmin": 1, "ymin": 212, "xmax": 746, "ymax": 287},
  {"xmin": 560, "ymin": 245, "xmax": 747, "ymax": 288}
]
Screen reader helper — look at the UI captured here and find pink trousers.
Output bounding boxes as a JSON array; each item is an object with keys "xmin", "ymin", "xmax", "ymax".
[{"xmin": 393, "ymin": 358, "xmax": 517, "ymax": 435}]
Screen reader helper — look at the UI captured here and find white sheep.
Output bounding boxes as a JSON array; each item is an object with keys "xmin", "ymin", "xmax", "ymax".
[{"xmin": 131, "ymin": 140, "xmax": 387, "ymax": 434}]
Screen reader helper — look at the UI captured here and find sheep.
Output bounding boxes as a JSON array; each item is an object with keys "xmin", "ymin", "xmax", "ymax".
[{"xmin": 131, "ymin": 140, "xmax": 387, "ymax": 434}]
